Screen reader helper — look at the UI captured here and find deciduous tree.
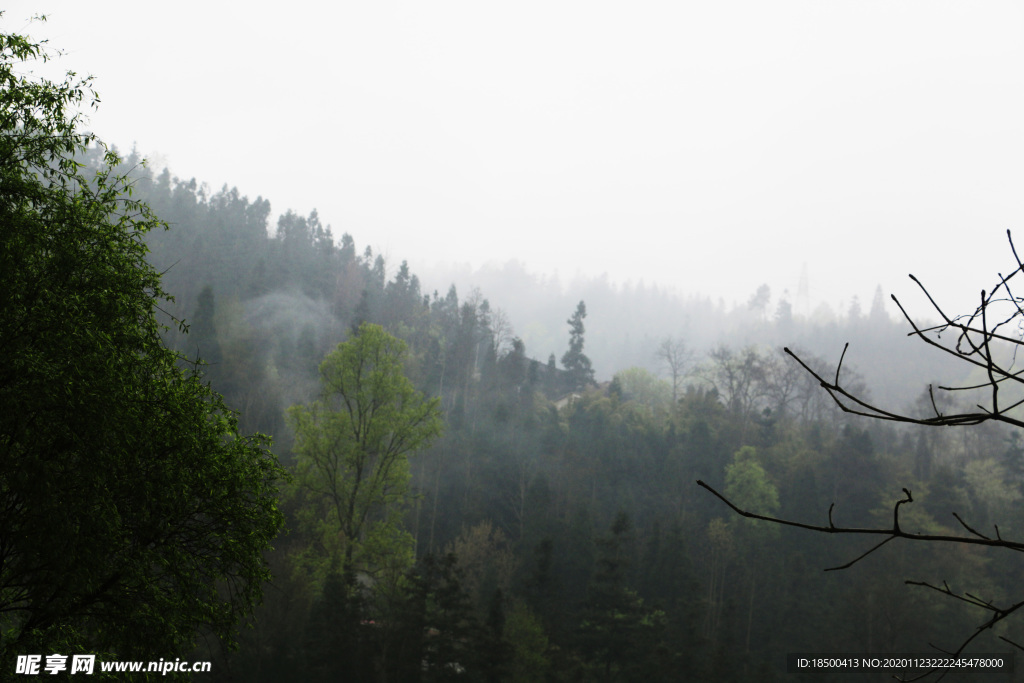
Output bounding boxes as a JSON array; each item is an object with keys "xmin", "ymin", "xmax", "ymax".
[
  {"xmin": 0, "ymin": 23, "xmax": 284, "ymax": 669},
  {"xmin": 655, "ymin": 336, "xmax": 693, "ymax": 405},
  {"xmin": 288, "ymin": 323, "xmax": 443, "ymax": 582}
]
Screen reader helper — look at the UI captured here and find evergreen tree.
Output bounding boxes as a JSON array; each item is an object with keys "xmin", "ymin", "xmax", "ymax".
[
  {"xmin": 190, "ymin": 284, "xmax": 224, "ymax": 384},
  {"xmin": 561, "ymin": 300, "xmax": 595, "ymax": 391},
  {"xmin": 578, "ymin": 512, "xmax": 666, "ymax": 681},
  {"xmin": 545, "ymin": 353, "xmax": 560, "ymax": 397},
  {"xmin": 303, "ymin": 571, "xmax": 372, "ymax": 681},
  {"xmin": 477, "ymin": 589, "xmax": 512, "ymax": 682},
  {"xmin": 413, "ymin": 553, "xmax": 479, "ymax": 682}
]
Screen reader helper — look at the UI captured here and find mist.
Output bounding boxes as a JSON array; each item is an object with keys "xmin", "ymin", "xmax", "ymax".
[{"xmin": 6, "ymin": 3, "xmax": 1024, "ymax": 679}]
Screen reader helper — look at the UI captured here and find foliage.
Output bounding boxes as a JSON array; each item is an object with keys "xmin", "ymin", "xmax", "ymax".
[
  {"xmin": 287, "ymin": 323, "xmax": 443, "ymax": 581},
  {"xmin": 0, "ymin": 22, "xmax": 284, "ymax": 671},
  {"xmin": 578, "ymin": 512, "xmax": 667, "ymax": 680},
  {"xmin": 103, "ymin": 159, "xmax": 1019, "ymax": 677},
  {"xmin": 35, "ymin": 17, "xmax": 1024, "ymax": 675},
  {"xmin": 701, "ymin": 233, "xmax": 1024, "ymax": 673},
  {"xmin": 503, "ymin": 601, "xmax": 550, "ymax": 682},
  {"xmin": 611, "ymin": 366, "xmax": 672, "ymax": 415},
  {"xmin": 724, "ymin": 447, "xmax": 779, "ymax": 531},
  {"xmin": 561, "ymin": 300, "xmax": 596, "ymax": 391}
]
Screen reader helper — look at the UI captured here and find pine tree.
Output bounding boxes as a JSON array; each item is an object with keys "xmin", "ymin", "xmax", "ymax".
[
  {"xmin": 561, "ymin": 300, "xmax": 595, "ymax": 391},
  {"xmin": 578, "ymin": 512, "xmax": 666, "ymax": 681}
]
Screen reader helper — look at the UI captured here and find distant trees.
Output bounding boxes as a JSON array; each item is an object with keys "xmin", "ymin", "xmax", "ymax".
[
  {"xmin": 702, "ymin": 231, "xmax": 1024, "ymax": 669},
  {"xmin": 29, "ymin": 12, "xmax": 1021, "ymax": 677},
  {"xmin": 190, "ymin": 284, "xmax": 224, "ymax": 382},
  {"xmin": 611, "ymin": 367, "xmax": 672, "ymax": 415},
  {"xmin": 656, "ymin": 336, "xmax": 693, "ymax": 405},
  {"xmin": 694, "ymin": 345, "xmax": 849, "ymax": 428},
  {"xmin": 747, "ymin": 283, "xmax": 771, "ymax": 321},
  {"xmin": 561, "ymin": 300, "xmax": 595, "ymax": 391},
  {"xmin": 81, "ymin": 160, "xmax": 1010, "ymax": 678},
  {"xmin": 0, "ymin": 25, "xmax": 284, "ymax": 668},
  {"xmin": 700, "ymin": 346, "xmax": 767, "ymax": 420}
]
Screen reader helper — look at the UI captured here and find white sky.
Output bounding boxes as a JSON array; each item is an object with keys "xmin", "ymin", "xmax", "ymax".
[{"xmin": 6, "ymin": 2, "xmax": 1024, "ymax": 317}]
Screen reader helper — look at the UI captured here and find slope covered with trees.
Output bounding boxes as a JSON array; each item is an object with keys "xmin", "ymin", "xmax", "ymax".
[
  {"xmin": 77, "ymin": 152, "xmax": 1023, "ymax": 681},
  {"xmin": 14, "ymin": 23, "xmax": 1015, "ymax": 677}
]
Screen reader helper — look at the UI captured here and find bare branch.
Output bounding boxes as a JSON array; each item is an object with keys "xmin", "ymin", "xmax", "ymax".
[
  {"xmin": 703, "ymin": 231, "xmax": 1024, "ymax": 679},
  {"xmin": 695, "ymin": 480, "xmax": 1024, "ymax": 553},
  {"xmin": 951, "ymin": 512, "xmax": 991, "ymax": 541},
  {"xmin": 998, "ymin": 636, "xmax": 1024, "ymax": 652},
  {"xmin": 824, "ymin": 536, "xmax": 895, "ymax": 572},
  {"xmin": 834, "ymin": 342, "xmax": 848, "ymax": 387}
]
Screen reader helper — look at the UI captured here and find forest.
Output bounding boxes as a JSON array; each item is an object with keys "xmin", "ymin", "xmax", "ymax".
[
  {"xmin": 5, "ymin": 25, "xmax": 1023, "ymax": 683},
  {"xmin": 117, "ymin": 155, "xmax": 1023, "ymax": 682}
]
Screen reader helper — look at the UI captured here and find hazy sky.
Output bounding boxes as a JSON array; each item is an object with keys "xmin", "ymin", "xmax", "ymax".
[{"xmin": 7, "ymin": 2, "xmax": 1024, "ymax": 318}]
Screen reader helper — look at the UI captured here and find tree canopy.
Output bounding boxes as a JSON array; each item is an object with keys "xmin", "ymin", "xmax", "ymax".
[
  {"xmin": 561, "ymin": 300, "xmax": 595, "ymax": 391},
  {"xmin": 0, "ymin": 23, "xmax": 284, "ymax": 670},
  {"xmin": 288, "ymin": 323, "xmax": 443, "ymax": 582}
]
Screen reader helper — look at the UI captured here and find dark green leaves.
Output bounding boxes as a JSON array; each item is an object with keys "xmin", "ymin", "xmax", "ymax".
[{"xmin": 0, "ymin": 20, "xmax": 285, "ymax": 673}]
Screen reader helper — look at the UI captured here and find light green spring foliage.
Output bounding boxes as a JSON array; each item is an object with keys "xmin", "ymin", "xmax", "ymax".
[
  {"xmin": 611, "ymin": 366, "xmax": 672, "ymax": 414},
  {"xmin": 288, "ymin": 323, "xmax": 443, "ymax": 584},
  {"xmin": 724, "ymin": 446, "xmax": 780, "ymax": 536},
  {"xmin": 0, "ymin": 18, "xmax": 285, "ymax": 678}
]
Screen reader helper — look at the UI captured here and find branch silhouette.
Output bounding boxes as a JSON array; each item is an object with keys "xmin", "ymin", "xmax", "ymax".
[{"xmin": 700, "ymin": 230, "xmax": 1024, "ymax": 680}]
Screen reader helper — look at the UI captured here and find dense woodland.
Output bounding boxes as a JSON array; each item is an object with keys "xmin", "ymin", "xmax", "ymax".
[{"xmin": 107, "ymin": 151, "xmax": 1024, "ymax": 682}]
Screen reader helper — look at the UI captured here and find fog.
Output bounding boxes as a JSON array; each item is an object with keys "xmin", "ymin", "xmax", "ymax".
[
  {"xmin": 9, "ymin": 4, "xmax": 1024, "ymax": 678},
  {"xmin": 7, "ymin": 1, "xmax": 1024, "ymax": 316}
]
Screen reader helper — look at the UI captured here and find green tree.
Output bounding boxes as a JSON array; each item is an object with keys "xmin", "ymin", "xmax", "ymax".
[
  {"xmin": 561, "ymin": 300, "xmax": 595, "ymax": 391},
  {"xmin": 288, "ymin": 323, "xmax": 443, "ymax": 582},
  {"xmin": 190, "ymin": 284, "xmax": 224, "ymax": 384},
  {"xmin": 723, "ymin": 447, "xmax": 780, "ymax": 527},
  {"xmin": 723, "ymin": 447, "xmax": 779, "ymax": 657},
  {"xmin": 578, "ymin": 512, "xmax": 666, "ymax": 681},
  {"xmin": 611, "ymin": 367, "xmax": 672, "ymax": 414},
  {"xmin": 411, "ymin": 553, "xmax": 479, "ymax": 682},
  {"xmin": 0, "ymin": 24, "xmax": 284, "ymax": 670},
  {"xmin": 504, "ymin": 601, "xmax": 550, "ymax": 683},
  {"xmin": 700, "ymin": 232, "xmax": 1024, "ymax": 665}
]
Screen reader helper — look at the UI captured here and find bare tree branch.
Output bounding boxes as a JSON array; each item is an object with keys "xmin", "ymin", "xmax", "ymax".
[
  {"xmin": 699, "ymin": 478, "xmax": 1024, "ymax": 681},
  {"xmin": 700, "ymin": 230, "xmax": 1024, "ymax": 680},
  {"xmin": 697, "ymin": 480, "xmax": 1024, "ymax": 553}
]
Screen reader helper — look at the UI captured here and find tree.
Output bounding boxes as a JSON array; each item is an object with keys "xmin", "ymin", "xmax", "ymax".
[
  {"xmin": 287, "ymin": 323, "xmax": 443, "ymax": 581},
  {"xmin": 655, "ymin": 336, "xmax": 693, "ymax": 405},
  {"xmin": 578, "ymin": 511, "xmax": 666, "ymax": 681},
  {"xmin": 699, "ymin": 346, "xmax": 767, "ymax": 422},
  {"xmin": 190, "ymin": 284, "xmax": 224, "ymax": 383},
  {"xmin": 611, "ymin": 367, "xmax": 672, "ymax": 414},
  {"xmin": 0, "ymin": 24, "xmax": 284, "ymax": 669},
  {"xmin": 503, "ymin": 601, "xmax": 550, "ymax": 683},
  {"xmin": 868, "ymin": 284, "xmax": 890, "ymax": 326},
  {"xmin": 723, "ymin": 447, "xmax": 779, "ymax": 657},
  {"xmin": 699, "ymin": 231, "xmax": 1024, "ymax": 677},
  {"xmin": 747, "ymin": 283, "xmax": 771, "ymax": 321},
  {"xmin": 561, "ymin": 300, "xmax": 595, "ymax": 391},
  {"xmin": 724, "ymin": 447, "xmax": 779, "ymax": 528}
]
